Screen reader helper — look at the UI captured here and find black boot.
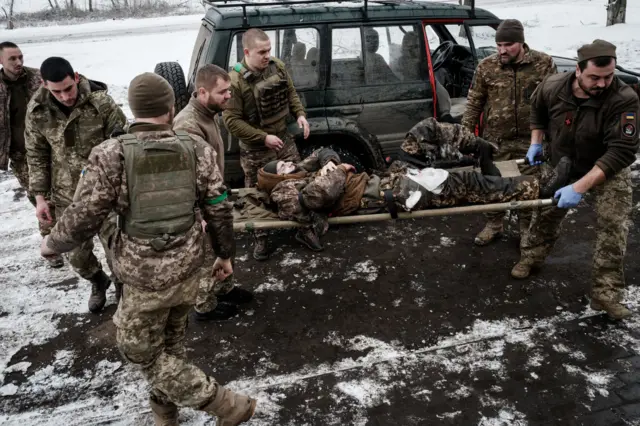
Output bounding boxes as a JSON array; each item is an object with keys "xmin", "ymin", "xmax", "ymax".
[
  {"xmin": 88, "ymin": 270, "xmax": 112, "ymax": 313},
  {"xmin": 295, "ymin": 227, "xmax": 323, "ymax": 251},
  {"xmin": 540, "ymin": 156, "xmax": 573, "ymax": 198},
  {"xmin": 217, "ymin": 287, "xmax": 254, "ymax": 305},
  {"xmin": 194, "ymin": 302, "xmax": 238, "ymax": 321}
]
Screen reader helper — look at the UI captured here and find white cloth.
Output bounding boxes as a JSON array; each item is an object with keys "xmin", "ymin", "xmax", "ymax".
[{"xmin": 406, "ymin": 167, "xmax": 449, "ymax": 195}]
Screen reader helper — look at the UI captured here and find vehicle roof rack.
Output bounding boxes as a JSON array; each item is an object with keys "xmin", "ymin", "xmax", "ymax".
[{"xmin": 203, "ymin": 0, "xmax": 476, "ymax": 27}]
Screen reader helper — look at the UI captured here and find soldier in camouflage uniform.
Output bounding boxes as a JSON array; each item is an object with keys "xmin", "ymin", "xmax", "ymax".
[
  {"xmin": 40, "ymin": 72, "xmax": 256, "ymax": 426},
  {"xmin": 462, "ymin": 19, "xmax": 557, "ymax": 247},
  {"xmin": 222, "ymin": 28, "xmax": 310, "ymax": 261},
  {"xmin": 25, "ymin": 57, "xmax": 127, "ymax": 313},
  {"xmin": 0, "ymin": 42, "xmax": 63, "ymax": 268},
  {"xmin": 517, "ymin": 40, "xmax": 639, "ymax": 320},
  {"xmin": 259, "ymin": 118, "xmax": 570, "ymax": 250},
  {"xmin": 174, "ymin": 64, "xmax": 253, "ymax": 321}
]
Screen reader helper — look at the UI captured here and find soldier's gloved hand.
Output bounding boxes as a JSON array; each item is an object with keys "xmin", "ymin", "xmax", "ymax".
[
  {"xmin": 476, "ymin": 137, "xmax": 499, "ymax": 156},
  {"xmin": 265, "ymin": 134, "xmax": 284, "ymax": 150},
  {"xmin": 554, "ymin": 184, "xmax": 583, "ymax": 208},
  {"xmin": 526, "ymin": 143, "xmax": 544, "ymax": 165}
]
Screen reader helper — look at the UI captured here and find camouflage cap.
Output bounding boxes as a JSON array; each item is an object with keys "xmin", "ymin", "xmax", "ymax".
[
  {"xmin": 495, "ymin": 19, "xmax": 525, "ymax": 44},
  {"xmin": 128, "ymin": 72, "xmax": 175, "ymax": 118},
  {"xmin": 577, "ymin": 39, "xmax": 617, "ymax": 62}
]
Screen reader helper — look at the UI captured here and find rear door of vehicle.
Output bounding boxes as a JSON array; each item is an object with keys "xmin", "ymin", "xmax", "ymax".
[{"xmin": 325, "ymin": 22, "xmax": 433, "ymax": 160}]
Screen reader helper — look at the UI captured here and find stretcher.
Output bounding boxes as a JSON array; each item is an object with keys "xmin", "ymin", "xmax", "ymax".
[{"xmin": 230, "ymin": 159, "xmax": 556, "ymax": 233}]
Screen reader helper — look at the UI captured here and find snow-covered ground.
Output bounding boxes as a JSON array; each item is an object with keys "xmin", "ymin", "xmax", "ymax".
[{"xmin": 1, "ymin": 0, "xmax": 640, "ymax": 424}]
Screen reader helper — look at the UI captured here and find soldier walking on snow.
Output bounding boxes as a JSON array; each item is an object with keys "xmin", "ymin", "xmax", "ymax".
[
  {"xmin": 25, "ymin": 57, "xmax": 127, "ymax": 313},
  {"xmin": 223, "ymin": 28, "xmax": 310, "ymax": 261},
  {"xmin": 462, "ymin": 19, "xmax": 557, "ymax": 247}
]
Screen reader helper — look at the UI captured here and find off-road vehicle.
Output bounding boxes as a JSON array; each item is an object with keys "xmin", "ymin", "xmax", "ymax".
[{"xmin": 155, "ymin": 0, "xmax": 640, "ymax": 188}]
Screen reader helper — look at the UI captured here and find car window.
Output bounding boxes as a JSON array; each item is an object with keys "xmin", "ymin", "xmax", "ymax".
[
  {"xmin": 467, "ymin": 25, "xmax": 498, "ymax": 61},
  {"xmin": 228, "ymin": 28, "xmax": 320, "ymax": 89},
  {"xmin": 445, "ymin": 24, "xmax": 471, "ymax": 48},
  {"xmin": 365, "ymin": 24, "xmax": 425, "ymax": 84},
  {"xmin": 330, "ymin": 27, "xmax": 364, "ymax": 87},
  {"xmin": 189, "ymin": 24, "xmax": 213, "ymax": 77}
]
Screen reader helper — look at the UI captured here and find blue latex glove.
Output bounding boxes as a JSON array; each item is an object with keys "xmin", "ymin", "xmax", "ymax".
[
  {"xmin": 554, "ymin": 184, "xmax": 583, "ymax": 208},
  {"xmin": 526, "ymin": 143, "xmax": 543, "ymax": 165}
]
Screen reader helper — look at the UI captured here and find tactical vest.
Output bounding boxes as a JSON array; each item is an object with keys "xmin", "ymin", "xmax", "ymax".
[
  {"xmin": 235, "ymin": 61, "xmax": 290, "ymax": 127},
  {"xmin": 119, "ymin": 130, "xmax": 197, "ymax": 249}
]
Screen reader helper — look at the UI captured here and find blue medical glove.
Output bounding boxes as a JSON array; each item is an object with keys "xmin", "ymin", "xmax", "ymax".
[
  {"xmin": 554, "ymin": 184, "xmax": 583, "ymax": 208},
  {"xmin": 526, "ymin": 143, "xmax": 543, "ymax": 165}
]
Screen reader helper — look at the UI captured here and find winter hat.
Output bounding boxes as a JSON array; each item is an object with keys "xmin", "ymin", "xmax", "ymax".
[
  {"xmin": 577, "ymin": 39, "xmax": 617, "ymax": 62},
  {"xmin": 495, "ymin": 19, "xmax": 525, "ymax": 44},
  {"xmin": 128, "ymin": 72, "xmax": 175, "ymax": 118},
  {"xmin": 263, "ymin": 160, "xmax": 279, "ymax": 174}
]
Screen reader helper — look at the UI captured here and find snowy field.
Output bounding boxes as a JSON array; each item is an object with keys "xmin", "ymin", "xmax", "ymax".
[{"xmin": 2, "ymin": 0, "xmax": 640, "ymax": 425}]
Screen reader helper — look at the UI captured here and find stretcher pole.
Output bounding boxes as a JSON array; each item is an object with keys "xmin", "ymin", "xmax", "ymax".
[{"xmin": 233, "ymin": 198, "xmax": 556, "ymax": 232}]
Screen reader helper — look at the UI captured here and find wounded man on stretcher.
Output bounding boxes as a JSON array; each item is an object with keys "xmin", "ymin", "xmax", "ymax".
[{"xmin": 256, "ymin": 117, "xmax": 572, "ymax": 251}]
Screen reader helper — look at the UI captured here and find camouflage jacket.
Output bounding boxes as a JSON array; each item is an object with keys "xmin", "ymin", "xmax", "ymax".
[
  {"xmin": 46, "ymin": 123, "xmax": 234, "ymax": 292},
  {"xmin": 222, "ymin": 57, "xmax": 306, "ymax": 150},
  {"xmin": 25, "ymin": 75, "xmax": 127, "ymax": 206},
  {"xmin": 462, "ymin": 45, "xmax": 557, "ymax": 148},
  {"xmin": 0, "ymin": 66, "xmax": 42, "ymax": 170},
  {"xmin": 401, "ymin": 117, "xmax": 491, "ymax": 164},
  {"xmin": 173, "ymin": 94, "xmax": 226, "ymax": 177}
]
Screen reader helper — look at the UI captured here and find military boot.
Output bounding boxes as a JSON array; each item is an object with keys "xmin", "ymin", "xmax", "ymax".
[
  {"xmin": 87, "ymin": 270, "xmax": 112, "ymax": 313},
  {"xmin": 540, "ymin": 156, "xmax": 573, "ymax": 198},
  {"xmin": 217, "ymin": 287, "xmax": 254, "ymax": 305},
  {"xmin": 295, "ymin": 227, "xmax": 323, "ymax": 251},
  {"xmin": 253, "ymin": 235, "xmax": 269, "ymax": 261},
  {"xmin": 45, "ymin": 254, "xmax": 64, "ymax": 268},
  {"xmin": 149, "ymin": 397, "xmax": 179, "ymax": 426},
  {"xmin": 474, "ymin": 219, "xmax": 503, "ymax": 246},
  {"xmin": 590, "ymin": 299, "xmax": 632, "ymax": 320},
  {"xmin": 194, "ymin": 303, "xmax": 238, "ymax": 321},
  {"xmin": 510, "ymin": 258, "xmax": 539, "ymax": 279},
  {"xmin": 202, "ymin": 386, "xmax": 256, "ymax": 426}
]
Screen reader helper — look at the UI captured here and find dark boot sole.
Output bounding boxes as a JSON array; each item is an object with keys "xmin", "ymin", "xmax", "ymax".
[{"xmin": 295, "ymin": 233, "xmax": 324, "ymax": 252}]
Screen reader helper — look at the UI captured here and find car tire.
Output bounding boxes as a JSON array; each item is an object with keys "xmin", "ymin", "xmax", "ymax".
[{"xmin": 154, "ymin": 62, "xmax": 190, "ymax": 113}]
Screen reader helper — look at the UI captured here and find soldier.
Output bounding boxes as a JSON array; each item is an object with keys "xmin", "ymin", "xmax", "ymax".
[
  {"xmin": 0, "ymin": 42, "xmax": 63, "ymax": 268},
  {"xmin": 39, "ymin": 72, "xmax": 257, "ymax": 426},
  {"xmin": 174, "ymin": 64, "xmax": 253, "ymax": 321},
  {"xmin": 223, "ymin": 27, "xmax": 310, "ymax": 261},
  {"xmin": 257, "ymin": 118, "xmax": 571, "ymax": 250},
  {"xmin": 517, "ymin": 40, "xmax": 639, "ymax": 320},
  {"xmin": 25, "ymin": 57, "xmax": 127, "ymax": 313},
  {"xmin": 462, "ymin": 19, "xmax": 557, "ymax": 247}
]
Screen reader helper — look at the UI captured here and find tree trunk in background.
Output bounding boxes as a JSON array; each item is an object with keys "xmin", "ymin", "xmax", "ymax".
[
  {"xmin": 606, "ymin": 0, "xmax": 627, "ymax": 26},
  {"xmin": 88, "ymin": 0, "xmax": 93, "ymax": 11}
]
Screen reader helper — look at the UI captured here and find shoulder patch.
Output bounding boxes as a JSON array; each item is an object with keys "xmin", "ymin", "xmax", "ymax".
[{"xmin": 622, "ymin": 112, "xmax": 637, "ymax": 139}]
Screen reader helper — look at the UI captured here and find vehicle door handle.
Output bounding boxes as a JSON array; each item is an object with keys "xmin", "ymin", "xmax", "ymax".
[{"xmin": 339, "ymin": 106, "xmax": 363, "ymax": 115}]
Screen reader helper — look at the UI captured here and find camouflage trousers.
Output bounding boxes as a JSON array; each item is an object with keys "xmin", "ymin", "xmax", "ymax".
[
  {"xmin": 194, "ymin": 239, "xmax": 235, "ymax": 314},
  {"xmin": 521, "ymin": 167, "xmax": 633, "ymax": 303},
  {"xmin": 240, "ymin": 134, "xmax": 301, "ymax": 238},
  {"xmin": 483, "ymin": 144, "xmax": 540, "ymax": 244},
  {"xmin": 56, "ymin": 203, "xmax": 113, "ymax": 280},
  {"xmin": 113, "ymin": 267, "xmax": 223, "ymax": 408},
  {"xmin": 395, "ymin": 170, "xmax": 540, "ymax": 210},
  {"xmin": 9, "ymin": 154, "xmax": 55, "ymax": 237}
]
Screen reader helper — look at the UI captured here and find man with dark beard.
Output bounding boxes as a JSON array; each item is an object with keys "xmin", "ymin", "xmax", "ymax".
[
  {"xmin": 516, "ymin": 40, "xmax": 639, "ymax": 320},
  {"xmin": 174, "ymin": 64, "xmax": 254, "ymax": 322},
  {"xmin": 462, "ymin": 19, "xmax": 557, "ymax": 248}
]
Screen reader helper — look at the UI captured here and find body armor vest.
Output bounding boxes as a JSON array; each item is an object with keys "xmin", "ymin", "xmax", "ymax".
[
  {"xmin": 119, "ymin": 130, "xmax": 197, "ymax": 246},
  {"xmin": 235, "ymin": 61, "xmax": 290, "ymax": 127}
]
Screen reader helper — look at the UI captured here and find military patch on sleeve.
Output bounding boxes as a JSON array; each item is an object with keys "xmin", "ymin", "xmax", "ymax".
[{"xmin": 622, "ymin": 112, "xmax": 637, "ymax": 139}]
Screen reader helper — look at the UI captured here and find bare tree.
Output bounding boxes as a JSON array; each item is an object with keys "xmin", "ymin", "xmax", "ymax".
[
  {"xmin": 88, "ymin": 0, "xmax": 93, "ymax": 11},
  {"xmin": 1, "ymin": 0, "xmax": 15, "ymax": 29},
  {"xmin": 606, "ymin": 0, "xmax": 627, "ymax": 26}
]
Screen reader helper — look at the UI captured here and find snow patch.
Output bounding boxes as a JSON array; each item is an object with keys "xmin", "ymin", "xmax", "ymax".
[
  {"xmin": 254, "ymin": 277, "xmax": 286, "ymax": 293},
  {"xmin": 345, "ymin": 260, "xmax": 378, "ymax": 282},
  {"xmin": 335, "ymin": 379, "xmax": 391, "ymax": 407}
]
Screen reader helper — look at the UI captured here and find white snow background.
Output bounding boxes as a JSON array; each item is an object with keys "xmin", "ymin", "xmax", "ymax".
[{"xmin": 1, "ymin": 0, "xmax": 640, "ymax": 424}]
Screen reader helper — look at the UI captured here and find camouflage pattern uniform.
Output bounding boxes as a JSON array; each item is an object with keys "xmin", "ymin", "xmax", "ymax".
[
  {"xmin": 270, "ymin": 120, "xmax": 540, "ymax": 221},
  {"xmin": 174, "ymin": 94, "xmax": 236, "ymax": 313},
  {"xmin": 0, "ymin": 66, "xmax": 54, "ymax": 237},
  {"xmin": 45, "ymin": 122, "xmax": 254, "ymax": 418},
  {"xmin": 223, "ymin": 57, "xmax": 305, "ymax": 188},
  {"xmin": 462, "ymin": 46, "xmax": 557, "ymax": 243},
  {"xmin": 25, "ymin": 75, "xmax": 127, "ymax": 280},
  {"xmin": 520, "ymin": 71, "xmax": 639, "ymax": 317}
]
